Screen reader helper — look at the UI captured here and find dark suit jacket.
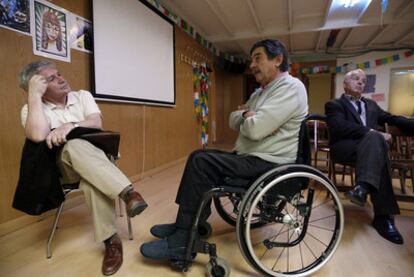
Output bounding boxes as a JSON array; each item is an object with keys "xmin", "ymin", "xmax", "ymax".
[
  {"xmin": 13, "ymin": 127, "xmax": 105, "ymax": 215},
  {"xmin": 325, "ymin": 93, "xmax": 414, "ymax": 162}
]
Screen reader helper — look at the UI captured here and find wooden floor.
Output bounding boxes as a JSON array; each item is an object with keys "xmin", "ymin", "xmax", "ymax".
[{"xmin": 1, "ymin": 159, "xmax": 414, "ymax": 277}]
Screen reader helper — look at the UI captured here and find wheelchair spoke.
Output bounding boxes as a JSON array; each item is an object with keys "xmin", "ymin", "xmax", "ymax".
[
  {"xmin": 301, "ymin": 238, "xmax": 318, "ymax": 260},
  {"xmin": 299, "ymin": 241, "xmax": 304, "ymax": 269},
  {"xmin": 287, "ymin": 226, "xmax": 290, "ymax": 272},
  {"xmin": 258, "ymin": 224, "xmax": 288, "ymax": 258},
  {"xmin": 308, "ymin": 223, "xmax": 335, "ymax": 232},
  {"xmin": 271, "ymin": 227, "xmax": 296, "ymax": 271},
  {"xmin": 306, "ymin": 230, "xmax": 329, "ymax": 247},
  {"xmin": 238, "ymin": 170, "xmax": 344, "ymax": 276},
  {"xmin": 255, "ymin": 223, "xmax": 287, "ymax": 248},
  {"xmin": 308, "ymin": 214, "xmax": 336, "ymax": 224},
  {"xmin": 312, "ymin": 198, "xmax": 332, "ymax": 210}
]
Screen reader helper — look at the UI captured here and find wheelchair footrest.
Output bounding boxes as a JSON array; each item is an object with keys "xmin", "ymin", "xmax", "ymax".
[
  {"xmin": 171, "ymin": 259, "xmax": 191, "ymax": 272},
  {"xmin": 193, "ymin": 240, "xmax": 217, "ymax": 257}
]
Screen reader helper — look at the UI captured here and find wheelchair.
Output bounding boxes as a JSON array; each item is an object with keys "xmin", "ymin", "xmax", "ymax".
[{"xmin": 172, "ymin": 116, "xmax": 345, "ymax": 277}]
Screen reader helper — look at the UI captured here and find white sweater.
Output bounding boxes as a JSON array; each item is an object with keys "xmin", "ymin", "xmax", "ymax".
[{"xmin": 229, "ymin": 74, "xmax": 308, "ymax": 164}]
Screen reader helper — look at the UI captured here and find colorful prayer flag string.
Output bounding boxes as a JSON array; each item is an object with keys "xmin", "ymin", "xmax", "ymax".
[
  {"xmin": 193, "ymin": 63, "xmax": 210, "ymax": 148},
  {"xmin": 290, "ymin": 50, "xmax": 414, "ymax": 75},
  {"xmin": 145, "ymin": 0, "xmax": 245, "ymax": 64}
]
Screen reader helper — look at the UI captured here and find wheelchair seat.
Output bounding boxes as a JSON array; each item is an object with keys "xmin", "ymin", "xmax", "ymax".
[{"xmin": 174, "ymin": 116, "xmax": 344, "ymax": 277}]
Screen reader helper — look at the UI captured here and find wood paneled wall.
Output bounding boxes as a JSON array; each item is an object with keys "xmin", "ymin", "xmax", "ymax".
[
  {"xmin": 0, "ymin": 0, "xmax": 219, "ymax": 232},
  {"xmin": 214, "ymin": 67, "xmax": 244, "ymax": 144}
]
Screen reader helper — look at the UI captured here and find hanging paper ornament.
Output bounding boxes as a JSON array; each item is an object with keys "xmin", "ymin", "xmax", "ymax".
[{"xmin": 192, "ymin": 63, "xmax": 210, "ymax": 148}]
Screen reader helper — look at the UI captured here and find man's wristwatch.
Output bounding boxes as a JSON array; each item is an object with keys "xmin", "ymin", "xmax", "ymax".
[{"xmin": 72, "ymin": 122, "xmax": 80, "ymax": 128}]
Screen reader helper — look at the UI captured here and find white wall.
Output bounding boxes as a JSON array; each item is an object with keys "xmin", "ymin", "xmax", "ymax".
[{"xmin": 335, "ymin": 50, "xmax": 414, "ymax": 110}]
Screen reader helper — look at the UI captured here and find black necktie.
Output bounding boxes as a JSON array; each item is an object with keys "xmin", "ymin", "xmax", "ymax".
[{"xmin": 356, "ymin": 100, "xmax": 362, "ymax": 115}]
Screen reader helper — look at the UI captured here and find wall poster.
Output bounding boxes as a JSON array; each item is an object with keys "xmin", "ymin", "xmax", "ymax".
[
  {"xmin": 69, "ymin": 14, "xmax": 93, "ymax": 53},
  {"xmin": 31, "ymin": 0, "xmax": 70, "ymax": 62},
  {"xmin": 0, "ymin": 0, "xmax": 30, "ymax": 34}
]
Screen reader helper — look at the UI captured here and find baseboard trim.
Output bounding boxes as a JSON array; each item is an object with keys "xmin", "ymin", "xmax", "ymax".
[{"xmin": 129, "ymin": 156, "xmax": 187, "ymax": 183}]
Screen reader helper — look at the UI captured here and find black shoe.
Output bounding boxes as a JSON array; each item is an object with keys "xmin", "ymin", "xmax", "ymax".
[
  {"xmin": 345, "ymin": 185, "xmax": 368, "ymax": 206},
  {"xmin": 140, "ymin": 239, "xmax": 188, "ymax": 261},
  {"xmin": 150, "ymin": 223, "xmax": 176, "ymax": 239},
  {"xmin": 372, "ymin": 216, "xmax": 404, "ymax": 245}
]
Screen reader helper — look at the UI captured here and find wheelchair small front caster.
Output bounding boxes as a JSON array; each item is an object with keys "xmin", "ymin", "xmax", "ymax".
[
  {"xmin": 198, "ymin": 221, "xmax": 212, "ymax": 239},
  {"xmin": 206, "ymin": 257, "xmax": 230, "ymax": 277}
]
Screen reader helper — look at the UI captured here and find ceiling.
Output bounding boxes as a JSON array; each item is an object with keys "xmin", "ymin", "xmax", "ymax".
[{"xmin": 159, "ymin": 0, "xmax": 414, "ymax": 61}]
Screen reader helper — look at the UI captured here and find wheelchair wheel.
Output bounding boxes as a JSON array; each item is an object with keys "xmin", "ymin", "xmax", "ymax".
[
  {"xmin": 206, "ymin": 257, "xmax": 231, "ymax": 277},
  {"xmin": 236, "ymin": 165, "xmax": 344, "ymax": 277},
  {"xmin": 214, "ymin": 193, "xmax": 264, "ymax": 228}
]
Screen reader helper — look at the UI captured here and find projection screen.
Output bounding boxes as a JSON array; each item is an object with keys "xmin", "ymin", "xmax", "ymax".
[{"xmin": 93, "ymin": 0, "xmax": 175, "ymax": 106}]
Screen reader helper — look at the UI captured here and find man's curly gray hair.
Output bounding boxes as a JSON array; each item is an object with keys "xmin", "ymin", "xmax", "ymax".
[{"xmin": 18, "ymin": 60, "xmax": 56, "ymax": 91}]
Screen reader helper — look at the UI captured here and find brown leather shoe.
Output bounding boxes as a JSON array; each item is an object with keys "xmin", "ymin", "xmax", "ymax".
[
  {"xmin": 125, "ymin": 191, "xmax": 148, "ymax": 217},
  {"xmin": 102, "ymin": 234, "xmax": 123, "ymax": 276}
]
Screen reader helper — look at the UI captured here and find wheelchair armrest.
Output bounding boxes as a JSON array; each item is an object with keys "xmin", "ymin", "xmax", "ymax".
[{"xmin": 80, "ymin": 131, "xmax": 120, "ymax": 158}]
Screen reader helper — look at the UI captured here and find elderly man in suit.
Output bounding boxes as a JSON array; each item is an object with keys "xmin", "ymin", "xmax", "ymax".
[{"xmin": 325, "ymin": 68, "xmax": 414, "ymax": 245}]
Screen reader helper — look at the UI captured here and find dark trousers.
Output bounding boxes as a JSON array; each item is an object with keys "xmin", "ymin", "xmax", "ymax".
[
  {"xmin": 331, "ymin": 131, "xmax": 399, "ymax": 215},
  {"xmin": 174, "ymin": 149, "xmax": 277, "ymax": 229}
]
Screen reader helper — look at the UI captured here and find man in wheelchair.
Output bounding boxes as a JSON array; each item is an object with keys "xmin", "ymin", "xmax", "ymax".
[
  {"xmin": 15, "ymin": 61, "xmax": 148, "ymax": 275},
  {"xmin": 140, "ymin": 40, "xmax": 308, "ymax": 263}
]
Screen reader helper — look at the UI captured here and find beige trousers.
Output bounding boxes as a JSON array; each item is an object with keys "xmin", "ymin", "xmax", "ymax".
[{"xmin": 57, "ymin": 139, "xmax": 131, "ymax": 242}]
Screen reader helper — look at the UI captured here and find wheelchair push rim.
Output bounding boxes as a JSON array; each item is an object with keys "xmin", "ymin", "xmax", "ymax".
[{"xmin": 237, "ymin": 170, "xmax": 344, "ymax": 277}]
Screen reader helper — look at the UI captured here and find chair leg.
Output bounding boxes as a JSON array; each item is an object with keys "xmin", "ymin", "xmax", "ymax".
[
  {"xmin": 126, "ymin": 206, "xmax": 133, "ymax": 240},
  {"xmin": 327, "ymin": 159, "xmax": 332, "ymax": 180},
  {"xmin": 118, "ymin": 197, "xmax": 123, "ymax": 217},
  {"xmin": 411, "ymin": 169, "xmax": 414, "ymax": 193},
  {"xmin": 341, "ymin": 165, "xmax": 347, "ymax": 184},
  {"xmin": 314, "ymin": 149, "xmax": 318, "ymax": 168},
  {"xmin": 117, "ymin": 196, "xmax": 133, "ymax": 240},
  {"xmin": 399, "ymin": 169, "xmax": 407, "ymax": 194},
  {"xmin": 350, "ymin": 167, "xmax": 355, "ymax": 187},
  {"xmin": 331, "ymin": 161, "xmax": 337, "ymax": 186},
  {"xmin": 47, "ymin": 200, "xmax": 66, "ymax": 259}
]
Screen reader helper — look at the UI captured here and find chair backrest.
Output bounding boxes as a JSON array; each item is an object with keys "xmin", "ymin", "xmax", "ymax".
[
  {"xmin": 308, "ymin": 119, "xmax": 329, "ymax": 149},
  {"xmin": 385, "ymin": 124, "xmax": 413, "ymax": 160},
  {"xmin": 295, "ymin": 117, "xmax": 312, "ymax": 165}
]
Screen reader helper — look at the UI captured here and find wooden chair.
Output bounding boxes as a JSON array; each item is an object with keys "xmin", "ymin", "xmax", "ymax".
[
  {"xmin": 329, "ymin": 160, "xmax": 355, "ymax": 191},
  {"xmin": 46, "ymin": 131, "xmax": 133, "ymax": 258},
  {"xmin": 308, "ymin": 114, "xmax": 354, "ymax": 190},
  {"xmin": 307, "ymin": 114, "xmax": 330, "ymax": 172},
  {"xmin": 385, "ymin": 124, "xmax": 414, "ymax": 196}
]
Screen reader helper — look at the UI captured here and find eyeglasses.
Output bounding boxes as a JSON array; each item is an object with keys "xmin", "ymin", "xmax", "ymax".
[{"xmin": 45, "ymin": 22, "xmax": 59, "ymax": 32}]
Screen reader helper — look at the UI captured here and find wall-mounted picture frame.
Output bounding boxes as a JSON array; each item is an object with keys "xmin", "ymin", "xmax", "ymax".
[
  {"xmin": 31, "ymin": 0, "xmax": 70, "ymax": 62},
  {"xmin": 0, "ymin": 0, "xmax": 30, "ymax": 35},
  {"xmin": 69, "ymin": 14, "xmax": 93, "ymax": 53}
]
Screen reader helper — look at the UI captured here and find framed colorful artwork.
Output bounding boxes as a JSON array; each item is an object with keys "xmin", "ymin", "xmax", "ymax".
[
  {"xmin": 0, "ymin": 0, "xmax": 30, "ymax": 35},
  {"xmin": 69, "ymin": 14, "xmax": 92, "ymax": 53},
  {"xmin": 31, "ymin": 0, "xmax": 70, "ymax": 62}
]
